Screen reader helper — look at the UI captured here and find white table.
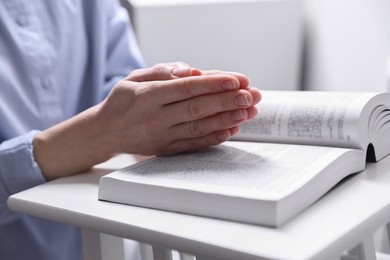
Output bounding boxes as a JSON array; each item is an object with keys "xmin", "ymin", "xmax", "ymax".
[{"xmin": 8, "ymin": 154, "xmax": 390, "ymax": 260}]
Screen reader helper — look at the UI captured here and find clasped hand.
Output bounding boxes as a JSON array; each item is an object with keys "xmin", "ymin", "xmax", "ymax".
[
  {"xmin": 34, "ymin": 62, "xmax": 261, "ymax": 180},
  {"xmin": 97, "ymin": 62, "xmax": 261, "ymax": 155}
]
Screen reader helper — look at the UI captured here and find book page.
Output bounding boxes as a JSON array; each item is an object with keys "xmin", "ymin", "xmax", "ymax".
[
  {"xmin": 235, "ymin": 91, "xmax": 378, "ymax": 149},
  {"xmin": 113, "ymin": 141, "xmax": 363, "ymax": 200}
]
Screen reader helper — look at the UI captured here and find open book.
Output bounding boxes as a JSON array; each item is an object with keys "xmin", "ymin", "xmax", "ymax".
[{"xmin": 98, "ymin": 91, "xmax": 390, "ymax": 227}]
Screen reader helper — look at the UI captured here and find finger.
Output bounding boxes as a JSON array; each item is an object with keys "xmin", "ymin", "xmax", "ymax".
[
  {"xmin": 170, "ymin": 63, "xmax": 202, "ymax": 77},
  {"xmin": 127, "ymin": 62, "xmax": 195, "ymax": 82},
  {"xmin": 248, "ymin": 87, "xmax": 262, "ymax": 105},
  {"xmin": 168, "ymin": 108, "xmax": 249, "ymax": 140},
  {"xmin": 200, "ymin": 70, "xmax": 250, "ymax": 89},
  {"xmin": 150, "ymin": 74, "xmax": 241, "ymax": 105},
  {"xmin": 160, "ymin": 128, "xmax": 237, "ymax": 155},
  {"xmin": 162, "ymin": 89, "xmax": 254, "ymax": 124},
  {"xmin": 166, "ymin": 62, "xmax": 202, "ymax": 76},
  {"xmin": 246, "ymin": 106, "xmax": 259, "ymax": 120}
]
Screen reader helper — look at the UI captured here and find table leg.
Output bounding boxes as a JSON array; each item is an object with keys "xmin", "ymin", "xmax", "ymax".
[
  {"xmin": 139, "ymin": 243, "xmax": 175, "ymax": 260},
  {"xmin": 100, "ymin": 233, "xmax": 126, "ymax": 260},
  {"xmin": 195, "ymin": 256, "xmax": 215, "ymax": 260},
  {"xmin": 342, "ymin": 236, "xmax": 376, "ymax": 260},
  {"xmin": 82, "ymin": 229, "xmax": 130, "ymax": 260},
  {"xmin": 386, "ymin": 223, "xmax": 390, "ymax": 251},
  {"xmin": 124, "ymin": 239, "xmax": 142, "ymax": 260},
  {"xmin": 179, "ymin": 252, "xmax": 195, "ymax": 260},
  {"xmin": 139, "ymin": 244, "xmax": 194, "ymax": 260},
  {"xmin": 140, "ymin": 244, "xmax": 154, "ymax": 260},
  {"xmin": 82, "ymin": 229, "xmax": 103, "ymax": 260},
  {"xmin": 152, "ymin": 245, "xmax": 173, "ymax": 260},
  {"xmin": 386, "ymin": 56, "xmax": 390, "ymax": 91}
]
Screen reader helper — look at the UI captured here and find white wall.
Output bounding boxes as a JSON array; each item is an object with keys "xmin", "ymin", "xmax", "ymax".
[
  {"xmin": 302, "ymin": 0, "xmax": 390, "ymax": 92},
  {"xmin": 127, "ymin": 0, "xmax": 303, "ymax": 91}
]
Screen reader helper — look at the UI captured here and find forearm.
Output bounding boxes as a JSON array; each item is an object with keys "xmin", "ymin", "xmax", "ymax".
[
  {"xmin": 31, "ymin": 64, "xmax": 196, "ymax": 180},
  {"xmin": 33, "ymin": 104, "xmax": 112, "ymax": 180},
  {"xmin": 33, "ymin": 67, "xmax": 261, "ymax": 181}
]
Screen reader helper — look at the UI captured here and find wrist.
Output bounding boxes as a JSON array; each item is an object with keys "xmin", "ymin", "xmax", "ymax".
[{"xmin": 33, "ymin": 105, "xmax": 113, "ymax": 180}]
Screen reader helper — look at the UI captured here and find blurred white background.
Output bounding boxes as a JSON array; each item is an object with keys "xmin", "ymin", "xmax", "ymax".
[
  {"xmin": 124, "ymin": 0, "xmax": 303, "ymax": 91},
  {"xmin": 302, "ymin": 0, "xmax": 390, "ymax": 92},
  {"xmin": 122, "ymin": 0, "xmax": 390, "ymax": 92}
]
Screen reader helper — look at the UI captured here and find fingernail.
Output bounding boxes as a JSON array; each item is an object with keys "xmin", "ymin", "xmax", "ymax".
[
  {"xmin": 217, "ymin": 132, "xmax": 231, "ymax": 142},
  {"xmin": 222, "ymin": 80, "xmax": 237, "ymax": 90},
  {"xmin": 172, "ymin": 67, "xmax": 189, "ymax": 76},
  {"xmin": 234, "ymin": 94, "xmax": 250, "ymax": 107},
  {"xmin": 230, "ymin": 109, "xmax": 247, "ymax": 122}
]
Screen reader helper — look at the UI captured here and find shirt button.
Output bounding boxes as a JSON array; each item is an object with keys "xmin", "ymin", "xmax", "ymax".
[
  {"xmin": 15, "ymin": 16, "xmax": 29, "ymax": 27},
  {"xmin": 40, "ymin": 77, "xmax": 52, "ymax": 90}
]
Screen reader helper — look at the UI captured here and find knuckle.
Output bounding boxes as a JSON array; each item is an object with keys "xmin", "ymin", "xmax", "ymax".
[
  {"xmin": 186, "ymin": 98, "xmax": 203, "ymax": 120},
  {"xmin": 127, "ymin": 68, "xmax": 142, "ymax": 81},
  {"xmin": 186, "ymin": 138, "xmax": 200, "ymax": 150},
  {"xmin": 152, "ymin": 63, "xmax": 166, "ymax": 75},
  {"xmin": 189, "ymin": 120, "xmax": 202, "ymax": 137},
  {"xmin": 162, "ymin": 142, "xmax": 181, "ymax": 156},
  {"xmin": 178, "ymin": 78, "xmax": 193, "ymax": 99}
]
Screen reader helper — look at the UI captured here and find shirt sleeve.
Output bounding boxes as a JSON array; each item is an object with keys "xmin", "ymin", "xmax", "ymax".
[
  {"xmin": 0, "ymin": 130, "xmax": 45, "ymax": 224},
  {"xmin": 100, "ymin": 2, "xmax": 145, "ymax": 100}
]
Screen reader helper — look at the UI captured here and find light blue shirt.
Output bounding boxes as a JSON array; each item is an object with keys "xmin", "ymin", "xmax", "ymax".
[{"xmin": 0, "ymin": 0, "xmax": 144, "ymax": 259}]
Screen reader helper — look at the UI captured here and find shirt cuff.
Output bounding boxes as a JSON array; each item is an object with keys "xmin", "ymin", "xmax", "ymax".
[{"xmin": 0, "ymin": 130, "xmax": 46, "ymax": 197}]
